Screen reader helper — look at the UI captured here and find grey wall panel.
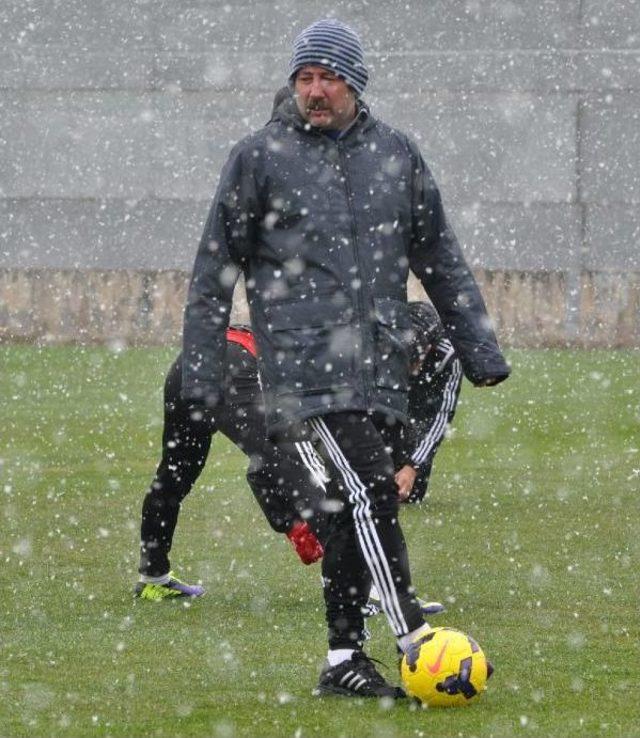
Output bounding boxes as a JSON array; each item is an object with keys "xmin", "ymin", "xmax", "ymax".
[
  {"xmin": 148, "ymin": 0, "xmax": 581, "ymax": 54},
  {"xmin": 1, "ymin": 92, "xmax": 156, "ymax": 198},
  {"xmin": 150, "ymin": 90, "xmax": 276, "ymax": 200},
  {"xmin": 370, "ymin": 51, "xmax": 578, "ymax": 94},
  {"xmin": 150, "ymin": 1, "xmax": 319, "ymax": 53},
  {"xmin": 574, "ymin": 52, "xmax": 640, "ymax": 93},
  {"xmin": 372, "ymin": 92, "xmax": 578, "ymax": 204},
  {"xmin": 580, "ymin": 93, "xmax": 640, "ymax": 204},
  {"xmin": 0, "ymin": 90, "xmax": 279, "ymax": 200},
  {"xmin": 0, "ymin": 198, "xmax": 206, "ymax": 270},
  {"xmin": 0, "ymin": 48, "xmax": 285, "ymax": 92},
  {"xmin": 452, "ymin": 203, "xmax": 583, "ymax": 271},
  {"xmin": 351, "ymin": 0, "xmax": 580, "ymax": 52},
  {"xmin": 581, "ymin": 0, "xmax": 640, "ymax": 49},
  {"xmin": 0, "ymin": 0, "xmax": 155, "ymax": 49},
  {"xmin": 585, "ymin": 204, "xmax": 640, "ymax": 270},
  {"xmin": 0, "ymin": 48, "xmax": 154, "ymax": 90},
  {"xmin": 1, "ymin": 1, "xmax": 583, "ymax": 54},
  {"xmin": 149, "ymin": 51, "xmax": 289, "ymax": 92},
  {"xmin": 0, "ymin": 0, "xmax": 638, "ymax": 275}
]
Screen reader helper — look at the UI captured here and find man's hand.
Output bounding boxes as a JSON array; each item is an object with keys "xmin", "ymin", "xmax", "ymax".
[
  {"xmin": 395, "ymin": 465, "xmax": 417, "ymax": 501},
  {"xmin": 474, "ymin": 377, "xmax": 504, "ymax": 387}
]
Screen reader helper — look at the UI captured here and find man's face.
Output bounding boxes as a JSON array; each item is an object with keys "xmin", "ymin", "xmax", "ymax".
[{"xmin": 293, "ymin": 65, "xmax": 357, "ymax": 130}]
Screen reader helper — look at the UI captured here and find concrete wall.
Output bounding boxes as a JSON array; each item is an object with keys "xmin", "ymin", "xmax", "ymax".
[{"xmin": 1, "ymin": 0, "xmax": 640, "ymax": 345}]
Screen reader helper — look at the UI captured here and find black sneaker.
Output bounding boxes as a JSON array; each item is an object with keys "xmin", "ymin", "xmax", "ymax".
[{"xmin": 314, "ymin": 651, "xmax": 406, "ymax": 699}]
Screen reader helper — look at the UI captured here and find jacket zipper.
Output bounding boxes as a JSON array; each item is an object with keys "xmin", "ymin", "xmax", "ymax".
[{"xmin": 337, "ymin": 141, "xmax": 373, "ymax": 408}]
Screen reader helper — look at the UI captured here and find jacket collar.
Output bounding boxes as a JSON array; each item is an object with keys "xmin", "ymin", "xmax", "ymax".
[{"xmin": 271, "ymin": 91, "xmax": 374, "ymax": 139}]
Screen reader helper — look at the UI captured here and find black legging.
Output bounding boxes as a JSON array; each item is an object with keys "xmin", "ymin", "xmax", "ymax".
[{"xmin": 139, "ymin": 351, "xmax": 326, "ymax": 577}]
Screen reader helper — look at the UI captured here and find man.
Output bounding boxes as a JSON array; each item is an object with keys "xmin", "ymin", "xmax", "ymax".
[
  {"xmin": 135, "ymin": 325, "xmax": 325, "ymax": 602},
  {"xmin": 182, "ymin": 19, "xmax": 510, "ymax": 698},
  {"xmin": 397, "ymin": 301, "xmax": 463, "ymax": 504}
]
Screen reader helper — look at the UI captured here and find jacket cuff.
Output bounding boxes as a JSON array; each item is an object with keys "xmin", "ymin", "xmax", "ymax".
[
  {"xmin": 469, "ymin": 367, "xmax": 511, "ymax": 387},
  {"xmin": 464, "ymin": 355, "xmax": 511, "ymax": 386}
]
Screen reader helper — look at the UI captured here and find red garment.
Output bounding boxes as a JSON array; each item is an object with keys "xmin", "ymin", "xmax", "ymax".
[
  {"xmin": 226, "ymin": 327, "xmax": 257, "ymax": 357},
  {"xmin": 286, "ymin": 521, "xmax": 324, "ymax": 565}
]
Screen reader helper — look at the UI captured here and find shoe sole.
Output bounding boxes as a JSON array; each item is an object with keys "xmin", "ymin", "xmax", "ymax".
[
  {"xmin": 422, "ymin": 602, "xmax": 445, "ymax": 616},
  {"xmin": 134, "ymin": 588, "xmax": 205, "ymax": 601}
]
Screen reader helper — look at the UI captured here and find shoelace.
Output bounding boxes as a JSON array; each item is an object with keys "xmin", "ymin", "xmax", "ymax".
[{"xmin": 350, "ymin": 653, "xmax": 390, "ymax": 686}]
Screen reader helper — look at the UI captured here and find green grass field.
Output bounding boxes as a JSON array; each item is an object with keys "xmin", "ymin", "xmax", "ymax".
[{"xmin": 1, "ymin": 346, "xmax": 639, "ymax": 737}]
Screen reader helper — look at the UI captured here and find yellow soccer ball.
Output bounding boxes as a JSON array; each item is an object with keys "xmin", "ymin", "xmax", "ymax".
[{"xmin": 400, "ymin": 627, "xmax": 493, "ymax": 707}]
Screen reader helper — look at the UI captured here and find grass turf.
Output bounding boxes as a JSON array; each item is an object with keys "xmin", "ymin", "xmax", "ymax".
[{"xmin": 0, "ymin": 345, "xmax": 638, "ymax": 737}]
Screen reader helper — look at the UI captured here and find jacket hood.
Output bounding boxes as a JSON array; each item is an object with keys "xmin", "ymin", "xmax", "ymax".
[{"xmin": 270, "ymin": 86, "xmax": 292, "ymax": 120}]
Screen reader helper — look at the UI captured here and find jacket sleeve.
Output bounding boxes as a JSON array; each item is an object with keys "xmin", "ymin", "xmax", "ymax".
[
  {"xmin": 406, "ymin": 143, "xmax": 511, "ymax": 386},
  {"xmin": 182, "ymin": 143, "xmax": 261, "ymax": 403}
]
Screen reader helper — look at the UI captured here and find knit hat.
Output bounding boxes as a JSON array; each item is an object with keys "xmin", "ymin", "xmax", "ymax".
[{"xmin": 289, "ymin": 19, "xmax": 369, "ymax": 98}]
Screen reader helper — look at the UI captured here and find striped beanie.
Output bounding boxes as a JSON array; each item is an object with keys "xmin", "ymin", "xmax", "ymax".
[{"xmin": 289, "ymin": 19, "xmax": 369, "ymax": 98}]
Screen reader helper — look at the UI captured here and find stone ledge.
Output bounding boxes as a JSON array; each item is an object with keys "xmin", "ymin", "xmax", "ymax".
[{"xmin": 1, "ymin": 268, "xmax": 638, "ymax": 348}]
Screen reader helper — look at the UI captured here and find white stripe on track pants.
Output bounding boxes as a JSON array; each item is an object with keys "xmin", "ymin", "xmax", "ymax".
[{"xmin": 290, "ymin": 411, "xmax": 425, "ymax": 647}]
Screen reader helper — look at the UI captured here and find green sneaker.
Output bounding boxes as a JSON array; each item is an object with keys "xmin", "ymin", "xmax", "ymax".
[{"xmin": 134, "ymin": 572, "xmax": 205, "ymax": 601}]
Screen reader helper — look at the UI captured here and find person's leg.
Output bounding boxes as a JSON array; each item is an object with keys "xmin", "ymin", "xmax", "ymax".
[
  {"xmin": 309, "ymin": 412, "xmax": 426, "ymax": 649},
  {"xmin": 320, "ymin": 496, "xmax": 372, "ymax": 649},
  {"xmin": 138, "ymin": 357, "xmax": 214, "ymax": 581},
  {"xmin": 215, "ymin": 401, "xmax": 329, "ymax": 556},
  {"xmin": 282, "ymin": 412, "xmax": 425, "ymax": 698}
]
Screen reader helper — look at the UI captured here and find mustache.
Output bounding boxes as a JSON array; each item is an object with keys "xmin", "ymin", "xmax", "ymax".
[{"xmin": 306, "ymin": 101, "xmax": 329, "ymax": 111}]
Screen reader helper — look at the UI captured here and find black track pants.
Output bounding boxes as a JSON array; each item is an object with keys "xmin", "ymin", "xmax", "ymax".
[
  {"xmin": 282, "ymin": 411, "xmax": 425, "ymax": 648},
  {"xmin": 139, "ymin": 357, "xmax": 325, "ymax": 577}
]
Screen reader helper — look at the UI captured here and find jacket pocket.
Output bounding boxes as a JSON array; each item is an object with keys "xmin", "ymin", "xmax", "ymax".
[
  {"xmin": 265, "ymin": 300, "xmax": 356, "ymax": 394},
  {"xmin": 373, "ymin": 297, "xmax": 412, "ymax": 392}
]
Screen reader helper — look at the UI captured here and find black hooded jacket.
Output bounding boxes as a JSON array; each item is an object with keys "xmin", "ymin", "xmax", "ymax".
[{"xmin": 182, "ymin": 92, "xmax": 510, "ymax": 434}]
